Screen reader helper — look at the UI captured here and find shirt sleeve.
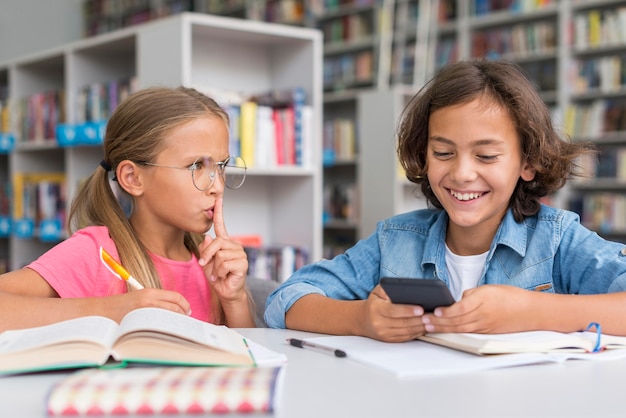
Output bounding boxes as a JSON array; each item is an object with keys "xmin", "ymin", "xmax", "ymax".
[
  {"xmin": 555, "ymin": 213, "xmax": 626, "ymax": 295},
  {"xmin": 28, "ymin": 227, "xmax": 125, "ymax": 297},
  {"xmin": 264, "ymin": 231, "xmax": 383, "ymax": 329}
]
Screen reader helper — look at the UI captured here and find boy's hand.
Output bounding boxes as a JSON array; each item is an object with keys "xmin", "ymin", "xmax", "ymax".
[
  {"xmin": 420, "ymin": 284, "xmax": 534, "ymax": 334},
  {"xmin": 359, "ymin": 284, "xmax": 427, "ymax": 342}
]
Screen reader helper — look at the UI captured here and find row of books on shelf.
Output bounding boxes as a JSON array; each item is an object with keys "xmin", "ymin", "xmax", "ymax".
[
  {"xmin": 473, "ymin": 0, "xmax": 555, "ymax": 15},
  {"xmin": 11, "ymin": 172, "xmax": 67, "ymax": 242},
  {"xmin": 320, "ymin": 12, "xmax": 373, "ymax": 45},
  {"xmin": 6, "ymin": 77, "xmax": 138, "ymax": 149},
  {"xmin": 220, "ymin": 87, "xmax": 313, "ymax": 168},
  {"xmin": 471, "ymin": 21, "xmax": 557, "ymax": 60},
  {"xmin": 246, "ymin": 0, "xmax": 305, "ymax": 24},
  {"xmin": 391, "ymin": 41, "xmax": 416, "ymax": 83},
  {"xmin": 570, "ymin": 193, "xmax": 626, "ymax": 235},
  {"xmin": 308, "ymin": 0, "xmax": 375, "ymax": 16},
  {"xmin": 323, "ymin": 182, "xmax": 359, "ymax": 225},
  {"xmin": 323, "ymin": 117, "xmax": 356, "ymax": 164},
  {"xmin": 75, "ymin": 77, "xmax": 138, "ymax": 125},
  {"xmin": 4, "ymin": 82, "xmax": 313, "ymax": 169},
  {"xmin": 573, "ymin": 6, "xmax": 626, "ymax": 51},
  {"xmin": 194, "ymin": 0, "xmax": 246, "ymax": 15},
  {"xmin": 0, "ymin": 88, "xmax": 9, "ymax": 133},
  {"xmin": 56, "ymin": 77, "xmax": 139, "ymax": 147},
  {"xmin": 234, "ymin": 234, "xmax": 308, "ymax": 282},
  {"xmin": 15, "ymin": 89, "xmax": 65, "ymax": 144},
  {"xmin": 83, "ymin": 0, "xmax": 195, "ymax": 36},
  {"xmin": 0, "ymin": 181, "xmax": 9, "ymax": 238},
  {"xmin": 575, "ymin": 148, "xmax": 626, "ymax": 181},
  {"xmin": 563, "ymin": 100, "xmax": 626, "ymax": 139},
  {"xmin": 244, "ymin": 245, "xmax": 309, "ymax": 283},
  {"xmin": 570, "ymin": 55, "xmax": 626, "ymax": 94},
  {"xmin": 324, "ymin": 50, "xmax": 374, "ymax": 90}
]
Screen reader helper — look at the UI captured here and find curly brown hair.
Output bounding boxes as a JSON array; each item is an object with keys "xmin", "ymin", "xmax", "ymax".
[{"xmin": 397, "ymin": 59, "xmax": 595, "ymax": 222}]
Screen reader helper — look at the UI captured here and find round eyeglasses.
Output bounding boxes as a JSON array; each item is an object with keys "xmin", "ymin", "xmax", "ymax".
[{"xmin": 140, "ymin": 156, "xmax": 247, "ymax": 191}]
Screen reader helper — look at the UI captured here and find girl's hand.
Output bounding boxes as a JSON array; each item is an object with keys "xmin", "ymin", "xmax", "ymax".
[
  {"xmin": 358, "ymin": 284, "xmax": 427, "ymax": 342},
  {"xmin": 101, "ymin": 289, "xmax": 191, "ymax": 322},
  {"xmin": 198, "ymin": 198, "xmax": 249, "ymax": 304},
  {"xmin": 421, "ymin": 285, "xmax": 535, "ymax": 334}
]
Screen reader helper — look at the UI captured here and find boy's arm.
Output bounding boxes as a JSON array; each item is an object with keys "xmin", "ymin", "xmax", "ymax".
[
  {"xmin": 421, "ymin": 285, "xmax": 626, "ymax": 335},
  {"xmin": 285, "ymin": 287, "xmax": 427, "ymax": 342}
]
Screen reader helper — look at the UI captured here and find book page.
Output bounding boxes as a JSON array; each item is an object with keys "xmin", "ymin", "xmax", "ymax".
[
  {"xmin": 114, "ymin": 308, "xmax": 248, "ymax": 354},
  {"xmin": 422, "ymin": 331, "xmax": 597, "ymax": 353},
  {"xmin": 0, "ymin": 316, "xmax": 119, "ymax": 354},
  {"xmin": 305, "ymin": 336, "xmax": 557, "ymax": 378}
]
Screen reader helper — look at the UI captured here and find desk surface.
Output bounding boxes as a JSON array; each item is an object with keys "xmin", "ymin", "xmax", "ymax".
[{"xmin": 2, "ymin": 328, "xmax": 625, "ymax": 418}]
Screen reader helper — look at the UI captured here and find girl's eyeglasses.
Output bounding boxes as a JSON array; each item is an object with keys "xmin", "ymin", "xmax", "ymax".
[{"xmin": 140, "ymin": 156, "xmax": 247, "ymax": 191}]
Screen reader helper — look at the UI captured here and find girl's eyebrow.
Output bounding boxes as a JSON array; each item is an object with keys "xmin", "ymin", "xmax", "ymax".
[{"xmin": 430, "ymin": 136, "xmax": 504, "ymax": 147}]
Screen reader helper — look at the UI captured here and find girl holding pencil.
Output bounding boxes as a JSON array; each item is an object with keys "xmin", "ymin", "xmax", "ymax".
[{"xmin": 0, "ymin": 86, "xmax": 255, "ymax": 331}]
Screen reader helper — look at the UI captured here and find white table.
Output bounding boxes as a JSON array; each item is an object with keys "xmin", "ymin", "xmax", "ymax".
[{"xmin": 2, "ymin": 328, "xmax": 625, "ymax": 417}]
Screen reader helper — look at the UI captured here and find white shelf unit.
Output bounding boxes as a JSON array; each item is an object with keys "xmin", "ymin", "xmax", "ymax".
[
  {"xmin": 358, "ymin": 87, "xmax": 426, "ymax": 239},
  {"xmin": 1, "ymin": 12, "xmax": 323, "ymax": 270}
]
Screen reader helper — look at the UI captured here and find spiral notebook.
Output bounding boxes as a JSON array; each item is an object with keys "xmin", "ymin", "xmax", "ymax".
[{"xmin": 46, "ymin": 365, "xmax": 284, "ymax": 416}]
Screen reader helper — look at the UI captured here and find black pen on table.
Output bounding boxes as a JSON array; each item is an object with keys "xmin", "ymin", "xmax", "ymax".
[{"xmin": 287, "ymin": 338, "xmax": 347, "ymax": 358}]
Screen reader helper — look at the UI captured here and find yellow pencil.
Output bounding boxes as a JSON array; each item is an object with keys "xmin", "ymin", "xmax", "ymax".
[{"xmin": 99, "ymin": 247, "xmax": 144, "ymax": 290}]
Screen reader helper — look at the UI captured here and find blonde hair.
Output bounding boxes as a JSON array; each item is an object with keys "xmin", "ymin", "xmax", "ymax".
[{"xmin": 68, "ymin": 86, "xmax": 231, "ymax": 323}]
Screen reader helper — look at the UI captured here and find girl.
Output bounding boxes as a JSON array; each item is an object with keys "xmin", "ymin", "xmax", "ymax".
[
  {"xmin": 265, "ymin": 59, "xmax": 626, "ymax": 341},
  {"xmin": 0, "ymin": 86, "xmax": 255, "ymax": 331}
]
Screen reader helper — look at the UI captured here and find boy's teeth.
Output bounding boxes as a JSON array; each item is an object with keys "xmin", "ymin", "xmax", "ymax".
[{"xmin": 451, "ymin": 190, "xmax": 482, "ymax": 201}]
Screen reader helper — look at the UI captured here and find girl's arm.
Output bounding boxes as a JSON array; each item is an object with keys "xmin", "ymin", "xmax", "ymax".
[
  {"xmin": 0, "ymin": 268, "xmax": 191, "ymax": 332},
  {"xmin": 421, "ymin": 285, "xmax": 626, "ymax": 335}
]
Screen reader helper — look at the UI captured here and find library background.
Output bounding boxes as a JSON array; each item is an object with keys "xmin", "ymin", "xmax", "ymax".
[{"xmin": 0, "ymin": 0, "xmax": 624, "ymax": 283}]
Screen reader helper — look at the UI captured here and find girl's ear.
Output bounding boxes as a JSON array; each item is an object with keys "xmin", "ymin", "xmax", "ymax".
[
  {"xmin": 116, "ymin": 160, "xmax": 144, "ymax": 197},
  {"xmin": 520, "ymin": 160, "xmax": 536, "ymax": 182}
]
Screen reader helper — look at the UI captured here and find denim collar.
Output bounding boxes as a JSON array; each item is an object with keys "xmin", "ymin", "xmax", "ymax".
[{"xmin": 421, "ymin": 207, "xmax": 529, "ymax": 270}]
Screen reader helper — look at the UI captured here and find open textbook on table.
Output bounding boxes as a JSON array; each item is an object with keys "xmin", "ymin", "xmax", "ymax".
[
  {"xmin": 0, "ymin": 307, "xmax": 285, "ymax": 375},
  {"xmin": 305, "ymin": 330, "xmax": 626, "ymax": 378}
]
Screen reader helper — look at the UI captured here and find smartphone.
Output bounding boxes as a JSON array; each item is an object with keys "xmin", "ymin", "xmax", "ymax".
[{"xmin": 380, "ymin": 277, "xmax": 455, "ymax": 312}]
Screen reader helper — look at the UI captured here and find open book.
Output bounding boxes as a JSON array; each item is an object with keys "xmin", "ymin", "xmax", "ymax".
[
  {"xmin": 0, "ymin": 307, "xmax": 255, "ymax": 375},
  {"xmin": 418, "ymin": 330, "xmax": 626, "ymax": 355},
  {"xmin": 303, "ymin": 332, "xmax": 626, "ymax": 379}
]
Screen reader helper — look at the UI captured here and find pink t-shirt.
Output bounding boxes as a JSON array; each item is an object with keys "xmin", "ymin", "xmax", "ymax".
[{"xmin": 28, "ymin": 226, "xmax": 213, "ymax": 322}]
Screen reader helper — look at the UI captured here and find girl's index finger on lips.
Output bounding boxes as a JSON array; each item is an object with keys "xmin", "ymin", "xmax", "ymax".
[{"xmin": 212, "ymin": 197, "xmax": 229, "ymax": 238}]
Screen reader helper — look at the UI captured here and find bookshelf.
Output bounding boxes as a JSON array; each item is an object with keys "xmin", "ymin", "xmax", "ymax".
[
  {"xmin": 0, "ymin": 12, "xmax": 323, "ymax": 271},
  {"xmin": 565, "ymin": 0, "xmax": 626, "ymax": 242},
  {"xmin": 77, "ymin": 0, "xmax": 626, "ymax": 249}
]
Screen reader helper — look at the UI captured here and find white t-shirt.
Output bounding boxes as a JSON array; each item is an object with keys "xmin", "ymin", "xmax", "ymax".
[{"xmin": 445, "ymin": 244, "xmax": 487, "ymax": 301}]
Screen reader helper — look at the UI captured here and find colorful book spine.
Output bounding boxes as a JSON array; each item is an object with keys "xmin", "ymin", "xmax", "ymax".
[{"xmin": 239, "ymin": 101, "xmax": 258, "ymax": 168}]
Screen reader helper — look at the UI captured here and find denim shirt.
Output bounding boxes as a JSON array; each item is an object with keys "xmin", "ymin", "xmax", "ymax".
[{"xmin": 265, "ymin": 205, "xmax": 626, "ymax": 328}]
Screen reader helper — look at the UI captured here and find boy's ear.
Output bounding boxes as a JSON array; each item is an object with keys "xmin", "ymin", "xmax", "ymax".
[
  {"xmin": 520, "ymin": 160, "xmax": 536, "ymax": 182},
  {"xmin": 116, "ymin": 160, "xmax": 144, "ymax": 196}
]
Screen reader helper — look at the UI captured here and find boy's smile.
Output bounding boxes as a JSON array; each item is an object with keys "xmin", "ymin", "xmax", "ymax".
[{"xmin": 427, "ymin": 97, "xmax": 536, "ymax": 254}]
